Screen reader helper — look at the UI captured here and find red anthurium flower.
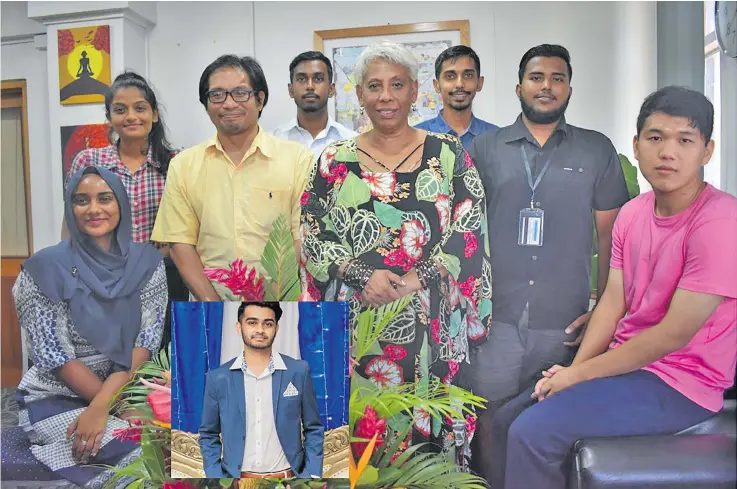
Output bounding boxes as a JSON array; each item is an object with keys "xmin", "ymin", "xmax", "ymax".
[{"xmin": 148, "ymin": 390, "xmax": 171, "ymax": 425}]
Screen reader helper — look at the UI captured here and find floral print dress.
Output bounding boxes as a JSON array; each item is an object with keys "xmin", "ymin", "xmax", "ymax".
[{"xmin": 300, "ymin": 133, "xmax": 492, "ymax": 469}]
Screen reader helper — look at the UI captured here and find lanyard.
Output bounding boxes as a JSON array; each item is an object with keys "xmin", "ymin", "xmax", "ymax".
[{"xmin": 520, "ymin": 144, "xmax": 557, "ymax": 208}]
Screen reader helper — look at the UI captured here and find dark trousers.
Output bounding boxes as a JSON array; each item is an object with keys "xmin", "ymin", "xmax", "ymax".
[
  {"xmin": 161, "ymin": 256, "xmax": 189, "ymax": 349},
  {"xmin": 470, "ymin": 304, "xmax": 576, "ymax": 483},
  {"xmin": 497, "ymin": 370, "xmax": 714, "ymax": 489}
]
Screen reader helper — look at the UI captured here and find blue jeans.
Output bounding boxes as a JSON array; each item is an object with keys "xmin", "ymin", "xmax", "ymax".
[{"xmin": 501, "ymin": 369, "xmax": 715, "ymax": 489}]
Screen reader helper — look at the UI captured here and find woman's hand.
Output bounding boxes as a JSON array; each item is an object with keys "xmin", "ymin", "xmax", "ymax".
[
  {"xmin": 67, "ymin": 402, "xmax": 109, "ymax": 463},
  {"xmin": 361, "ymin": 269, "xmax": 405, "ymax": 308},
  {"xmin": 397, "ymin": 270, "xmax": 423, "ymax": 297}
]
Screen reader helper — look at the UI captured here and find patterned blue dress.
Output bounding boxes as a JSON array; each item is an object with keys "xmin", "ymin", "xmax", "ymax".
[{"xmin": 13, "ymin": 262, "xmax": 167, "ymax": 488}]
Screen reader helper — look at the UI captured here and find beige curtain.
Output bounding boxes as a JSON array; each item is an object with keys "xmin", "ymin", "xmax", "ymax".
[{"xmin": 1, "ymin": 107, "xmax": 30, "ymax": 257}]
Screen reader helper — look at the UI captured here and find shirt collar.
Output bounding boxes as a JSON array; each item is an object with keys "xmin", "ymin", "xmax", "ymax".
[
  {"xmin": 279, "ymin": 116, "xmax": 342, "ymax": 138},
  {"xmin": 434, "ymin": 110, "xmax": 485, "ymax": 137},
  {"xmin": 504, "ymin": 114, "xmax": 569, "ymax": 145},
  {"xmin": 206, "ymin": 125, "xmax": 274, "ymax": 160},
  {"xmin": 230, "ymin": 350, "xmax": 287, "ymax": 375},
  {"xmin": 114, "ymin": 144, "xmax": 160, "ymax": 169}
]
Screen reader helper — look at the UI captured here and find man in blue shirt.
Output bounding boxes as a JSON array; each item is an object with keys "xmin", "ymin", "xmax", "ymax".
[{"xmin": 415, "ymin": 45, "xmax": 497, "ymax": 148}]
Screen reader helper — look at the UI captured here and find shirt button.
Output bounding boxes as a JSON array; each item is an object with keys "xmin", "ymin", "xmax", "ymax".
[
  {"xmin": 532, "ymin": 256, "xmax": 538, "ymax": 261},
  {"xmin": 535, "ymin": 202, "xmax": 541, "ymax": 207},
  {"xmin": 529, "ymin": 280, "xmax": 535, "ymax": 285}
]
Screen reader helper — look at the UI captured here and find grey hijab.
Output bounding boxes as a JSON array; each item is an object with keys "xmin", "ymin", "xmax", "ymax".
[{"xmin": 22, "ymin": 166, "xmax": 163, "ymax": 368}]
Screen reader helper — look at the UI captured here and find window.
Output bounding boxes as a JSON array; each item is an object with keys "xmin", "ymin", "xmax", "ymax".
[{"xmin": 704, "ymin": 1, "xmax": 722, "ymax": 189}]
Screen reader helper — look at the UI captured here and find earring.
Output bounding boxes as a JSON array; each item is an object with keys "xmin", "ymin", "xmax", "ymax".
[
  {"xmin": 359, "ymin": 106, "xmax": 365, "ymax": 116},
  {"xmin": 412, "ymin": 102, "xmax": 418, "ymax": 112}
]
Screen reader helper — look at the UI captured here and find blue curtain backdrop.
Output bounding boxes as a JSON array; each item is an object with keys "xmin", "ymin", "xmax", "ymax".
[
  {"xmin": 298, "ymin": 302, "xmax": 350, "ymax": 431},
  {"xmin": 172, "ymin": 302, "xmax": 349, "ymax": 434},
  {"xmin": 171, "ymin": 302, "xmax": 224, "ymax": 434}
]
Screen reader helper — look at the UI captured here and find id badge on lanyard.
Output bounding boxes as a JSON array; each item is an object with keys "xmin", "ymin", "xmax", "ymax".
[{"xmin": 517, "ymin": 145, "xmax": 556, "ymax": 247}]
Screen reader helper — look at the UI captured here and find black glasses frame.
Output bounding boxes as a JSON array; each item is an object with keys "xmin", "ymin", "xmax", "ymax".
[{"xmin": 206, "ymin": 89, "xmax": 256, "ymax": 104}]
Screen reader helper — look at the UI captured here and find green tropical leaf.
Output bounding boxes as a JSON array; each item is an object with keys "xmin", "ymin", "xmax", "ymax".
[
  {"xmin": 619, "ymin": 154, "xmax": 641, "ymax": 199},
  {"xmin": 353, "ymin": 296, "xmax": 413, "ymax": 363},
  {"xmin": 261, "ymin": 214, "xmax": 300, "ymax": 301},
  {"xmin": 436, "ymin": 252, "xmax": 461, "ymax": 279},
  {"xmin": 337, "ymin": 171, "xmax": 371, "ymax": 209},
  {"xmin": 439, "ymin": 143, "xmax": 456, "ymax": 180},
  {"xmin": 357, "ymin": 465, "xmax": 380, "ymax": 485},
  {"xmin": 415, "ymin": 169, "xmax": 442, "ymax": 202},
  {"xmin": 449, "ymin": 309, "xmax": 462, "ymax": 337},
  {"xmin": 373, "ymin": 201, "xmax": 404, "ymax": 228},
  {"xmin": 478, "ymin": 298, "xmax": 492, "ymax": 321},
  {"xmin": 351, "ymin": 209, "xmax": 382, "ymax": 256},
  {"xmin": 349, "ymin": 379, "xmax": 485, "ymax": 430},
  {"xmin": 306, "ymin": 259, "xmax": 329, "ymax": 283}
]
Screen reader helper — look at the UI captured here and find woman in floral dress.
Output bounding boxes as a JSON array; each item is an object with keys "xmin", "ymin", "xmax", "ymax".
[
  {"xmin": 300, "ymin": 41, "xmax": 492, "ymax": 470},
  {"xmin": 14, "ymin": 166, "xmax": 167, "ymax": 487}
]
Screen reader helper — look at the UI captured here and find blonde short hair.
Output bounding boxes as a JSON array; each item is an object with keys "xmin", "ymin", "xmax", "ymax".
[{"xmin": 354, "ymin": 40, "xmax": 419, "ymax": 86}]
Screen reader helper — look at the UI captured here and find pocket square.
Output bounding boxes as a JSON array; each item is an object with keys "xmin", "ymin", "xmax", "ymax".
[{"xmin": 283, "ymin": 382, "xmax": 299, "ymax": 397}]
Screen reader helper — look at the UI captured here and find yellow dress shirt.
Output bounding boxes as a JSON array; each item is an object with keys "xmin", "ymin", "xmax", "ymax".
[{"xmin": 151, "ymin": 127, "xmax": 315, "ymax": 300}]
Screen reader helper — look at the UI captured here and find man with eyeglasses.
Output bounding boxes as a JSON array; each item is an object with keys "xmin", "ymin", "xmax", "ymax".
[
  {"xmin": 152, "ymin": 55, "xmax": 314, "ymax": 300},
  {"xmin": 273, "ymin": 51, "xmax": 357, "ymax": 159}
]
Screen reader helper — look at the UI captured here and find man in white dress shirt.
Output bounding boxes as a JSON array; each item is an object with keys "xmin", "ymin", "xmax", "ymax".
[
  {"xmin": 198, "ymin": 302, "xmax": 324, "ymax": 479},
  {"xmin": 273, "ymin": 51, "xmax": 357, "ymax": 158}
]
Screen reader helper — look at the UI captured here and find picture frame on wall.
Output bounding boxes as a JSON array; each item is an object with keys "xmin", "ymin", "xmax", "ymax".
[
  {"xmin": 60, "ymin": 124, "xmax": 110, "ymax": 184},
  {"xmin": 57, "ymin": 25, "xmax": 112, "ymax": 105},
  {"xmin": 314, "ymin": 20, "xmax": 470, "ymax": 133}
]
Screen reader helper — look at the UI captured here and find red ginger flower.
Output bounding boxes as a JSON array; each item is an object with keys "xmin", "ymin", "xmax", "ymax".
[
  {"xmin": 112, "ymin": 419, "xmax": 143, "ymax": 443},
  {"xmin": 204, "ymin": 259, "xmax": 265, "ymax": 300},
  {"xmin": 353, "ymin": 405, "xmax": 387, "ymax": 458}
]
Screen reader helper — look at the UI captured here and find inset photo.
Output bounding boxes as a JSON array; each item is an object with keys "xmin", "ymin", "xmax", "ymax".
[{"xmin": 170, "ymin": 301, "xmax": 349, "ymax": 482}]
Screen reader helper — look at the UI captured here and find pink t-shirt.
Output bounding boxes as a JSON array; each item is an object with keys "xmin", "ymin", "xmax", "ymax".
[{"xmin": 609, "ymin": 184, "xmax": 737, "ymax": 412}]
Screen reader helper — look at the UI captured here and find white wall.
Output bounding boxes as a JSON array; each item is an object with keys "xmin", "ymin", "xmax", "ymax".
[
  {"xmin": 0, "ymin": 1, "xmax": 44, "ymax": 39},
  {"xmin": 253, "ymin": 0, "xmax": 655, "ymax": 163},
  {"xmin": 2, "ymin": 0, "xmax": 667, "ymax": 250},
  {"xmin": 147, "ymin": 1, "xmax": 255, "ymax": 150},
  {"xmin": 1, "ymin": 39, "xmax": 53, "ymax": 251}
]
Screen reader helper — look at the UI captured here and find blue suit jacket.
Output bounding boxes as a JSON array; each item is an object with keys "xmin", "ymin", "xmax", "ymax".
[{"xmin": 198, "ymin": 354, "xmax": 324, "ymax": 478}]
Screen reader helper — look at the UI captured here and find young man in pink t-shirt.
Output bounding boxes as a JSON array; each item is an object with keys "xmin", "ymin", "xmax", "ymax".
[{"xmin": 497, "ymin": 86, "xmax": 737, "ymax": 489}]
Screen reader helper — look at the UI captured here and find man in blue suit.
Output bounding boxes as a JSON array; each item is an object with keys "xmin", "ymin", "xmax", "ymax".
[{"xmin": 198, "ymin": 302, "xmax": 324, "ymax": 479}]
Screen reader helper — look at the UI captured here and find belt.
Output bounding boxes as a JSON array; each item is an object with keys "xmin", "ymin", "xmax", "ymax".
[{"xmin": 240, "ymin": 469, "xmax": 294, "ymax": 479}]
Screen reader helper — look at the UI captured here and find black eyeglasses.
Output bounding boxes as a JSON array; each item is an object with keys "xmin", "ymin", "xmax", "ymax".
[{"xmin": 206, "ymin": 89, "xmax": 256, "ymax": 104}]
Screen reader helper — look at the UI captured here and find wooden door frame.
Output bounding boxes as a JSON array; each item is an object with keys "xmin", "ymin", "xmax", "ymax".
[{"xmin": 1, "ymin": 79, "xmax": 34, "ymax": 257}]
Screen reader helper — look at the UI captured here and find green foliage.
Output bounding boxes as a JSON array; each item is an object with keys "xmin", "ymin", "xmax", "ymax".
[
  {"xmin": 591, "ymin": 154, "xmax": 641, "ymax": 295},
  {"xmin": 101, "ymin": 345, "xmax": 171, "ymax": 488},
  {"xmin": 111, "ymin": 345, "xmax": 170, "ymax": 417},
  {"xmin": 261, "ymin": 214, "xmax": 300, "ymax": 301},
  {"xmin": 358, "ymin": 444, "xmax": 488, "ymax": 489},
  {"xmin": 353, "ymin": 296, "xmax": 414, "ymax": 363}
]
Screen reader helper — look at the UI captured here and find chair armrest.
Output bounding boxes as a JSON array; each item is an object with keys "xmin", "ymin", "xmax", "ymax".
[{"xmin": 570, "ymin": 434, "xmax": 737, "ymax": 489}]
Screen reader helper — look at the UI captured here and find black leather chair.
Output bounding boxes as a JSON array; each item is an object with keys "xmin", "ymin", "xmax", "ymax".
[{"xmin": 569, "ymin": 399, "xmax": 737, "ymax": 489}]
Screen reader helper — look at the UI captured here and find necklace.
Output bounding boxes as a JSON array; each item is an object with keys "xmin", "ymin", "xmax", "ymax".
[{"xmin": 357, "ymin": 142, "xmax": 424, "ymax": 172}]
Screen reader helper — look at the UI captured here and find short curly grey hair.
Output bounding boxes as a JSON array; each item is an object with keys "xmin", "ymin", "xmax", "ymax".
[{"xmin": 354, "ymin": 40, "xmax": 419, "ymax": 86}]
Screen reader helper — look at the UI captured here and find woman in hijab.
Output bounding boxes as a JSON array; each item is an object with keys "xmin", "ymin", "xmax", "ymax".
[{"xmin": 14, "ymin": 166, "xmax": 167, "ymax": 487}]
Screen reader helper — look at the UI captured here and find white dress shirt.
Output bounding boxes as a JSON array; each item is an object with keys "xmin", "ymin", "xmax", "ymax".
[
  {"xmin": 272, "ymin": 117, "xmax": 358, "ymax": 159},
  {"xmin": 230, "ymin": 351, "xmax": 291, "ymax": 473}
]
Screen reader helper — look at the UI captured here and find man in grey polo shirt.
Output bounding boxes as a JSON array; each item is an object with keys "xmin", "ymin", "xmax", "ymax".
[{"xmin": 467, "ymin": 44, "xmax": 629, "ymax": 485}]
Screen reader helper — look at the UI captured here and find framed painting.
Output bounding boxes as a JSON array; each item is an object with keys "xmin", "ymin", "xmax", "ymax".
[
  {"xmin": 315, "ymin": 21, "xmax": 470, "ymax": 133},
  {"xmin": 60, "ymin": 124, "xmax": 110, "ymax": 184},
  {"xmin": 58, "ymin": 25, "xmax": 112, "ymax": 105}
]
